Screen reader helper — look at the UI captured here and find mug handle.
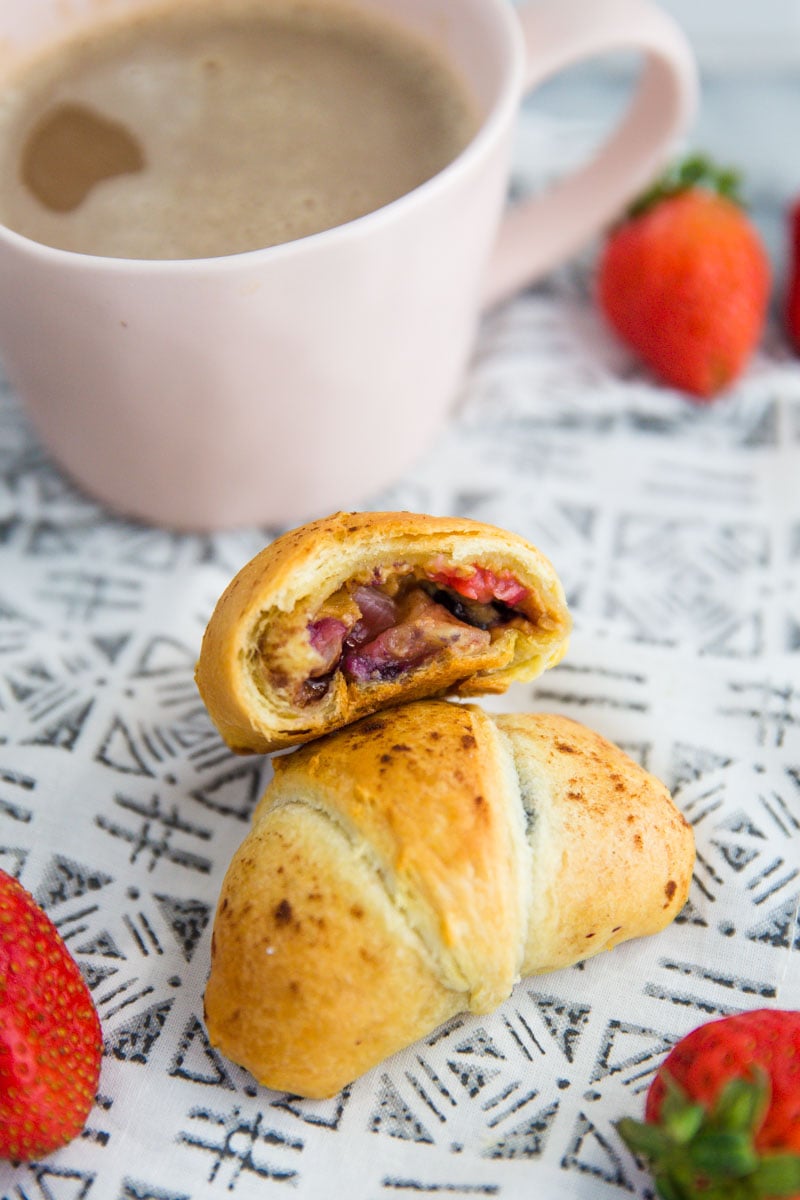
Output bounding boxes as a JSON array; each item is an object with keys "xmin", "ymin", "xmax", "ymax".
[{"xmin": 482, "ymin": 0, "xmax": 698, "ymax": 307}]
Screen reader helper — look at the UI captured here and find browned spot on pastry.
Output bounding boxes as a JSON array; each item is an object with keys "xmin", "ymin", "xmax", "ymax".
[
  {"xmin": 555, "ymin": 740, "xmax": 578, "ymax": 754},
  {"xmin": 627, "ymin": 814, "xmax": 636, "ymax": 823},
  {"xmin": 474, "ymin": 794, "xmax": 485, "ymax": 809},
  {"xmin": 380, "ymin": 753, "xmax": 393, "ymax": 765},
  {"xmin": 634, "ymin": 834, "xmax": 643, "ymax": 849},
  {"xmin": 585, "ymin": 931, "xmax": 595, "ymax": 938},
  {"xmin": 274, "ymin": 898, "xmax": 293, "ymax": 925},
  {"xmin": 567, "ymin": 790, "xmax": 583, "ymax": 801},
  {"xmin": 220, "ymin": 897, "xmax": 228, "ymax": 912},
  {"xmin": 429, "ymin": 731, "xmax": 441, "ymax": 741},
  {"xmin": 461, "ymin": 734, "xmax": 477, "ymax": 750},
  {"xmin": 288, "ymin": 980, "xmax": 301, "ymax": 995},
  {"xmin": 359, "ymin": 720, "xmax": 386, "ymax": 734},
  {"xmin": 350, "ymin": 904, "xmax": 364, "ymax": 919},
  {"xmin": 612, "ymin": 925, "xmax": 622, "ymax": 933},
  {"xmin": 665, "ymin": 880, "xmax": 677, "ymax": 902}
]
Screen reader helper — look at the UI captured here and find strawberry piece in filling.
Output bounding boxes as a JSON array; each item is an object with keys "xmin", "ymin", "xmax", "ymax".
[{"xmin": 301, "ymin": 565, "xmax": 529, "ymax": 699}]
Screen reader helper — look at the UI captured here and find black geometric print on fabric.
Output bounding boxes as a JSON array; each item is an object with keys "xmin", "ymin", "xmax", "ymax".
[
  {"xmin": 169, "ymin": 1014, "xmax": 236, "ymax": 1090},
  {"xmin": 190, "ymin": 761, "xmax": 268, "ymax": 822},
  {"xmin": 0, "ymin": 844, "xmax": 28, "ymax": 879},
  {"xmin": 451, "ymin": 1027, "xmax": 506, "ymax": 1060},
  {"xmin": 178, "ymin": 1104, "xmax": 303, "ymax": 1189},
  {"xmin": 270, "ymin": 1088, "xmax": 352, "ymax": 1130},
  {"xmin": 482, "ymin": 1097, "xmax": 560, "ymax": 1159},
  {"xmin": 589, "ymin": 1020, "xmax": 677, "ymax": 1088},
  {"xmin": 446, "ymin": 1057, "xmax": 503, "ymax": 1100},
  {"xmin": 79, "ymin": 959, "xmax": 121, "ymax": 991},
  {"xmin": 106, "ymin": 998, "xmax": 174, "ymax": 1064},
  {"xmin": 131, "ymin": 636, "xmax": 197, "ymax": 680},
  {"xmin": 561, "ymin": 1111, "xmax": 635, "ymax": 1191},
  {"xmin": 529, "ymin": 993, "xmax": 592, "ymax": 1064},
  {"xmin": 18, "ymin": 1162, "xmax": 97, "ymax": 1200},
  {"xmin": 153, "ymin": 893, "xmax": 211, "ymax": 960},
  {"xmin": 117, "ymin": 1179, "xmax": 190, "ymax": 1200},
  {"xmin": 34, "ymin": 853, "xmax": 113, "ymax": 909},
  {"xmin": 746, "ymin": 892, "xmax": 800, "ymax": 948},
  {"xmin": 74, "ymin": 928, "xmax": 127, "ymax": 958},
  {"xmin": 0, "ymin": 764, "xmax": 35, "ymax": 823},
  {"xmin": 369, "ymin": 1076, "xmax": 434, "ymax": 1144},
  {"xmin": 95, "ymin": 793, "xmax": 212, "ymax": 874},
  {"xmin": 96, "ymin": 716, "xmax": 157, "ymax": 778},
  {"xmin": 669, "ymin": 742, "xmax": 734, "ymax": 789}
]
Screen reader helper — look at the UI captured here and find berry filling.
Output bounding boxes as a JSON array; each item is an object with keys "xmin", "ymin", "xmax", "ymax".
[{"xmin": 300, "ymin": 564, "xmax": 531, "ymax": 702}]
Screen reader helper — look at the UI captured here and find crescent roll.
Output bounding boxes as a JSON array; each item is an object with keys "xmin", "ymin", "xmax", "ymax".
[
  {"xmin": 195, "ymin": 511, "xmax": 571, "ymax": 753},
  {"xmin": 203, "ymin": 700, "xmax": 694, "ymax": 1098}
]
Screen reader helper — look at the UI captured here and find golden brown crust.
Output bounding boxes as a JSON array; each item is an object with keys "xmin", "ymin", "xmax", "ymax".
[
  {"xmin": 194, "ymin": 511, "xmax": 571, "ymax": 753},
  {"xmin": 204, "ymin": 701, "xmax": 694, "ymax": 1098}
]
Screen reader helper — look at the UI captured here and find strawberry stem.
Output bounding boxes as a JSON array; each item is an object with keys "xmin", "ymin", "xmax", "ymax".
[
  {"xmin": 617, "ymin": 1070, "xmax": 800, "ymax": 1200},
  {"xmin": 627, "ymin": 154, "xmax": 744, "ymax": 219}
]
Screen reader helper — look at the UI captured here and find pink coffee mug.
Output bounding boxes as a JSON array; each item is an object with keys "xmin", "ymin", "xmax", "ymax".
[{"xmin": 0, "ymin": 0, "xmax": 697, "ymax": 531}]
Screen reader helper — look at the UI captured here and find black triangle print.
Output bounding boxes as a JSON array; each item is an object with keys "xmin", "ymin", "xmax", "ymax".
[
  {"xmin": 673, "ymin": 896, "xmax": 708, "ymax": 927},
  {"xmin": 271, "ymin": 1090, "xmax": 351, "ymax": 1130},
  {"xmin": 746, "ymin": 893, "xmax": 799, "ymax": 950},
  {"xmin": 34, "ymin": 853, "xmax": 113, "ymax": 909},
  {"xmin": 153, "ymin": 893, "xmax": 211, "ymax": 961},
  {"xmin": 0, "ymin": 845, "xmax": 28, "ymax": 879},
  {"xmin": 718, "ymin": 810, "xmax": 767, "ymax": 839},
  {"xmin": 446, "ymin": 1058, "xmax": 502, "ymax": 1098},
  {"xmin": 711, "ymin": 838, "xmax": 761, "ymax": 872},
  {"xmin": 92, "ymin": 633, "xmax": 133, "ymax": 664},
  {"xmin": 79, "ymin": 960, "xmax": 120, "ymax": 990},
  {"xmin": 34, "ymin": 1164, "xmax": 96, "ymax": 1200},
  {"xmin": 670, "ymin": 742, "xmax": 731, "ymax": 788},
  {"xmin": 369, "ymin": 1075, "xmax": 434, "ymax": 1143},
  {"xmin": 702, "ymin": 612, "xmax": 763, "ymax": 657},
  {"xmin": 96, "ymin": 716, "xmax": 156, "ymax": 777},
  {"xmin": 452, "ymin": 1026, "xmax": 506, "ymax": 1059},
  {"xmin": 74, "ymin": 929, "xmax": 127, "ymax": 959},
  {"xmin": 26, "ymin": 697, "xmax": 95, "ymax": 751},
  {"xmin": 133, "ymin": 636, "xmax": 196, "ymax": 678},
  {"xmin": 28, "ymin": 518, "xmax": 79, "ymax": 556},
  {"xmin": 561, "ymin": 1111, "xmax": 635, "ymax": 1189},
  {"xmin": 169, "ymin": 1014, "xmax": 235, "ymax": 1089},
  {"xmin": 106, "ymin": 998, "xmax": 174, "ymax": 1064},
  {"xmin": 530, "ymin": 992, "xmax": 591, "ymax": 1064},
  {"xmin": 482, "ymin": 1098, "xmax": 560, "ymax": 1160},
  {"xmin": 590, "ymin": 1019, "xmax": 675, "ymax": 1085},
  {"xmin": 191, "ymin": 763, "xmax": 266, "ymax": 822}
]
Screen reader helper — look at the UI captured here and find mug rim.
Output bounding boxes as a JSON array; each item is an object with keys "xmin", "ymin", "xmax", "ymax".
[{"xmin": 0, "ymin": 0, "xmax": 525, "ymax": 274}]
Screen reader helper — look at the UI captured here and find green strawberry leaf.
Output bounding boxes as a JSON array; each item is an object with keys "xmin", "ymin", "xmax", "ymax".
[{"xmin": 627, "ymin": 154, "xmax": 745, "ymax": 219}]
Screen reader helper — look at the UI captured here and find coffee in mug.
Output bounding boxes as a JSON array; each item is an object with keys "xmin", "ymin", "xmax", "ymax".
[{"xmin": 0, "ymin": 0, "xmax": 479, "ymax": 259}]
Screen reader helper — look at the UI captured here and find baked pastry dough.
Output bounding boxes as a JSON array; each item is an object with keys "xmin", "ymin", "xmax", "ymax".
[
  {"xmin": 195, "ymin": 511, "xmax": 571, "ymax": 752},
  {"xmin": 203, "ymin": 699, "xmax": 694, "ymax": 1098}
]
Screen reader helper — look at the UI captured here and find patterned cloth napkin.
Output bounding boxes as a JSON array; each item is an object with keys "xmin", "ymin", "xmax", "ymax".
[{"xmin": 1, "ymin": 123, "xmax": 799, "ymax": 1200}]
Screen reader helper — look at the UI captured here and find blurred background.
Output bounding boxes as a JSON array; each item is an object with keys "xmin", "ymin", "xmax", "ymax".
[{"xmin": 515, "ymin": 0, "xmax": 800, "ymax": 292}]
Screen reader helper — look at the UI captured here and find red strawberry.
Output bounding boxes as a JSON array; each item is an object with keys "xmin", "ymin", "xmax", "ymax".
[
  {"xmin": 598, "ymin": 157, "xmax": 771, "ymax": 400},
  {"xmin": 0, "ymin": 869, "xmax": 102, "ymax": 1161},
  {"xmin": 785, "ymin": 198, "xmax": 800, "ymax": 353},
  {"xmin": 617, "ymin": 1008, "xmax": 800, "ymax": 1199}
]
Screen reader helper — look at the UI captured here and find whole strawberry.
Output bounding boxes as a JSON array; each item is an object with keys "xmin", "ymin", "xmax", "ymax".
[
  {"xmin": 785, "ymin": 198, "xmax": 800, "ymax": 353},
  {"xmin": 598, "ymin": 157, "xmax": 771, "ymax": 400},
  {"xmin": 618, "ymin": 1008, "xmax": 800, "ymax": 1200},
  {"xmin": 0, "ymin": 869, "xmax": 102, "ymax": 1161}
]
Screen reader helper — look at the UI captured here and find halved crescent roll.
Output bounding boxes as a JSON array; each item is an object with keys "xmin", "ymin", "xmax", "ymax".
[
  {"xmin": 195, "ymin": 511, "xmax": 571, "ymax": 752},
  {"xmin": 203, "ymin": 700, "xmax": 695, "ymax": 1098}
]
